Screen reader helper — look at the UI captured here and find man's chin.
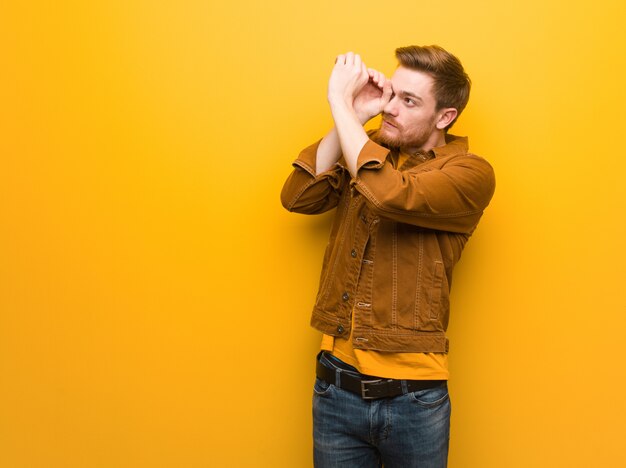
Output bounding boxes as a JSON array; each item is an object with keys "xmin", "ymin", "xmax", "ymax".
[{"xmin": 377, "ymin": 129, "xmax": 403, "ymax": 148}]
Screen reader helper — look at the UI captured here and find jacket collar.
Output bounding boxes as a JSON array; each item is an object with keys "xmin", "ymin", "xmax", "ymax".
[
  {"xmin": 429, "ymin": 134, "xmax": 469, "ymax": 159},
  {"xmin": 392, "ymin": 134, "xmax": 469, "ymax": 169},
  {"xmin": 377, "ymin": 132, "xmax": 469, "ymax": 161}
]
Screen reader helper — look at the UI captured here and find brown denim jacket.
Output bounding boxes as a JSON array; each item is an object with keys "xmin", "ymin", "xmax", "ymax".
[{"xmin": 280, "ymin": 134, "xmax": 495, "ymax": 353}]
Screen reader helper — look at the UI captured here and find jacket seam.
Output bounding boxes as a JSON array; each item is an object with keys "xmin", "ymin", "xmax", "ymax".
[
  {"xmin": 317, "ymin": 193, "xmax": 353, "ymax": 309},
  {"xmin": 391, "ymin": 223, "xmax": 398, "ymax": 328},
  {"xmin": 414, "ymin": 233, "xmax": 424, "ymax": 330},
  {"xmin": 352, "ymin": 329, "xmax": 446, "ymax": 337},
  {"xmin": 355, "ymin": 181, "xmax": 482, "ymax": 219},
  {"xmin": 286, "ymin": 177, "xmax": 318, "ymax": 211},
  {"xmin": 293, "ymin": 159, "xmax": 315, "ymax": 176}
]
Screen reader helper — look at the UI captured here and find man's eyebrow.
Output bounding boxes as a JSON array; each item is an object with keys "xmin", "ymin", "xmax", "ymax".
[{"xmin": 397, "ymin": 90, "xmax": 424, "ymax": 102}]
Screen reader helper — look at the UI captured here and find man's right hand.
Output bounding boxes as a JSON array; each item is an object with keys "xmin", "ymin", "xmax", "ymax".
[
  {"xmin": 316, "ymin": 54, "xmax": 392, "ymax": 176},
  {"xmin": 327, "ymin": 52, "xmax": 393, "ymax": 125}
]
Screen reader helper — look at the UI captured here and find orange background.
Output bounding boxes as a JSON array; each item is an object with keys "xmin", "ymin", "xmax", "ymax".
[{"xmin": 1, "ymin": 1, "xmax": 625, "ymax": 467}]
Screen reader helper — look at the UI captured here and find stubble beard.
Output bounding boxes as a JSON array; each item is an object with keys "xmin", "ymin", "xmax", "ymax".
[{"xmin": 376, "ymin": 115, "xmax": 438, "ymax": 151}]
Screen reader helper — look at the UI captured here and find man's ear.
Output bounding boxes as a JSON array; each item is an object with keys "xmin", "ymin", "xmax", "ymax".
[{"xmin": 435, "ymin": 108, "xmax": 458, "ymax": 130}]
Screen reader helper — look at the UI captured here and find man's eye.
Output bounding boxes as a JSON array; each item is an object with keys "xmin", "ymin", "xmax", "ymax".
[{"xmin": 404, "ymin": 98, "xmax": 415, "ymax": 106}]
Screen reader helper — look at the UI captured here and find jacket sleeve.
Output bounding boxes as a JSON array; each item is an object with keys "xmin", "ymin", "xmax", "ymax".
[
  {"xmin": 280, "ymin": 139, "xmax": 347, "ymax": 214},
  {"xmin": 352, "ymin": 140, "xmax": 496, "ymax": 234}
]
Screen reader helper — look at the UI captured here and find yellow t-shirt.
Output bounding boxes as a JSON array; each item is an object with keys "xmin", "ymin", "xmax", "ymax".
[
  {"xmin": 320, "ymin": 323, "xmax": 448, "ymax": 380},
  {"xmin": 320, "ymin": 151, "xmax": 449, "ymax": 380}
]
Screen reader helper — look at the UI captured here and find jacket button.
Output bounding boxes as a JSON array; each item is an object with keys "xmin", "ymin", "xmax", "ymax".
[
  {"xmin": 342, "ymin": 292, "xmax": 349, "ymax": 301},
  {"xmin": 360, "ymin": 215, "xmax": 367, "ymax": 223},
  {"xmin": 337, "ymin": 325, "xmax": 344, "ymax": 334},
  {"xmin": 351, "ymin": 249, "xmax": 357, "ymax": 258}
]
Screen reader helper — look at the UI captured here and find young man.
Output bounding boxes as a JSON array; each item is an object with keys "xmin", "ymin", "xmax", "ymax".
[{"xmin": 281, "ymin": 45, "xmax": 495, "ymax": 467}]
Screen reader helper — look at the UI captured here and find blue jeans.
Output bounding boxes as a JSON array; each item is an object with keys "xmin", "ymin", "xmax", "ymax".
[{"xmin": 313, "ymin": 353, "xmax": 451, "ymax": 468}]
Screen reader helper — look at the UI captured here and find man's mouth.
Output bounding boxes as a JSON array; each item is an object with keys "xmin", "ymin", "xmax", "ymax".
[{"xmin": 383, "ymin": 119, "xmax": 398, "ymax": 129}]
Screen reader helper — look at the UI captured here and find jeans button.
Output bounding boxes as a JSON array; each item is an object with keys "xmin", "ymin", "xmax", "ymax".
[{"xmin": 351, "ymin": 249, "xmax": 357, "ymax": 258}]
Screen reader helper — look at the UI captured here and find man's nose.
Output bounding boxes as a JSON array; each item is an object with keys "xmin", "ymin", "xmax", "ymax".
[{"xmin": 383, "ymin": 97, "xmax": 398, "ymax": 116}]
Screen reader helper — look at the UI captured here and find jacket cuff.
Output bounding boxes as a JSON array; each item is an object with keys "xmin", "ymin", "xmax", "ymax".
[
  {"xmin": 292, "ymin": 139, "xmax": 322, "ymax": 177},
  {"xmin": 356, "ymin": 139, "xmax": 389, "ymax": 172}
]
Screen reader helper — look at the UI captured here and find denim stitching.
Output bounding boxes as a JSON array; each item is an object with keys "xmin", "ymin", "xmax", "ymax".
[
  {"xmin": 317, "ymin": 191, "xmax": 353, "ymax": 310},
  {"xmin": 391, "ymin": 222, "xmax": 398, "ymax": 329},
  {"xmin": 286, "ymin": 178, "xmax": 318, "ymax": 211},
  {"xmin": 414, "ymin": 233, "xmax": 424, "ymax": 330},
  {"xmin": 355, "ymin": 181, "xmax": 481, "ymax": 219}
]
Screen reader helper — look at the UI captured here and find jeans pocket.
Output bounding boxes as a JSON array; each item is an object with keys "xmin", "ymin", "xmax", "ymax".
[
  {"xmin": 313, "ymin": 377, "xmax": 334, "ymax": 397},
  {"xmin": 408, "ymin": 384, "xmax": 449, "ymax": 408}
]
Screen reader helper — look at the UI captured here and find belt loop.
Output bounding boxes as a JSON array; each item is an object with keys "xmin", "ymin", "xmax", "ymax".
[
  {"xmin": 335, "ymin": 368, "xmax": 342, "ymax": 387},
  {"xmin": 401, "ymin": 380, "xmax": 408, "ymax": 394}
]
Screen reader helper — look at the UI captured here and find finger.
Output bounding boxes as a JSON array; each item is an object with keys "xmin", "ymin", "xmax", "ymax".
[
  {"xmin": 335, "ymin": 54, "xmax": 345, "ymax": 65},
  {"xmin": 367, "ymin": 68, "xmax": 382, "ymax": 87},
  {"xmin": 345, "ymin": 51, "xmax": 354, "ymax": 65},
  {"xmin": 375, "ymin": 71, "xmax": 382, "ymax": 86},
  {"xmin": 381, "ymin": 80, "xmax": 393, "ymax": 104},
  {"xmin": 355, "ymin": 53, "xmax": 362, "ymax": 69}
]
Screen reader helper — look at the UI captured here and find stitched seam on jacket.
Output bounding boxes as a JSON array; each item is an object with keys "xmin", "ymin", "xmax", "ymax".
[
  {"xmin": 356, "ymin": 182, "xmax": 481, "ymax": 218},
  {"xmin": 363, "ymin": 227, "xmax": 376, "ymax": 329},
  {"xmin": 429, "ymin": 261, "xmax": 444, "ymax": 320},
  {"xmin": 287, "ymin": 178, "xmax": 318, "ymax": 211},
  {"xmin": 312, "ymin": 309, "xmax": 343, "ymax": 324},
  {"xmin": 352, "ymin": 330, "xmax": 446, "ymax": 337},
  {"xmin": 318, "ymin": 193, "xmax": 353, "ymax": 309},
  {"xmin": 391, "ymin": 223, "xmax": 397, "ymax": 329},
  {"xmin": 293, "ymin": 159, "xmax": 315, "ymax": 176},
  {"xmin": 414, "ymin": 233, "xmax": 424, "ymax": 330}
]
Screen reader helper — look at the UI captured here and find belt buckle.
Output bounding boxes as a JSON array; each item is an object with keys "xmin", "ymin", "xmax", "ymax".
[{"xmin": 360, "ymin": 379, "xmax": 383, "ymax": 400}]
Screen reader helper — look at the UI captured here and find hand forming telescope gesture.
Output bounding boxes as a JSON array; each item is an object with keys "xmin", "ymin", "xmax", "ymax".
[{"xmin": 328, "ymin": 52, "xmax": 393, "ymax": 125}]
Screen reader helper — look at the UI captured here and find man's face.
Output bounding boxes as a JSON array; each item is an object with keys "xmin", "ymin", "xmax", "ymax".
[{"xmin": 377, "ymin": 67, "xmax": 443, "ymax": 151}]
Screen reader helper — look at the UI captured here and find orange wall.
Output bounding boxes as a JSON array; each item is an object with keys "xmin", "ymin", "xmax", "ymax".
[{"xmin": 1, "ymin": 1, "xmax": 625, "ymax": 467}]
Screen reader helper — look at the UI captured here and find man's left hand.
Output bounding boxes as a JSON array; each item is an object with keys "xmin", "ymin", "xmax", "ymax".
[{"xmin": 327, "ymin": 52, "xmax": 369, "ymax": 109}]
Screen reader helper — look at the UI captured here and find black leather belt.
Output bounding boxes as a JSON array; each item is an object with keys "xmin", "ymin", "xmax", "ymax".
[{"xmin": 316, "ymin": 356, "xmax": 446, "ymax": 400}]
